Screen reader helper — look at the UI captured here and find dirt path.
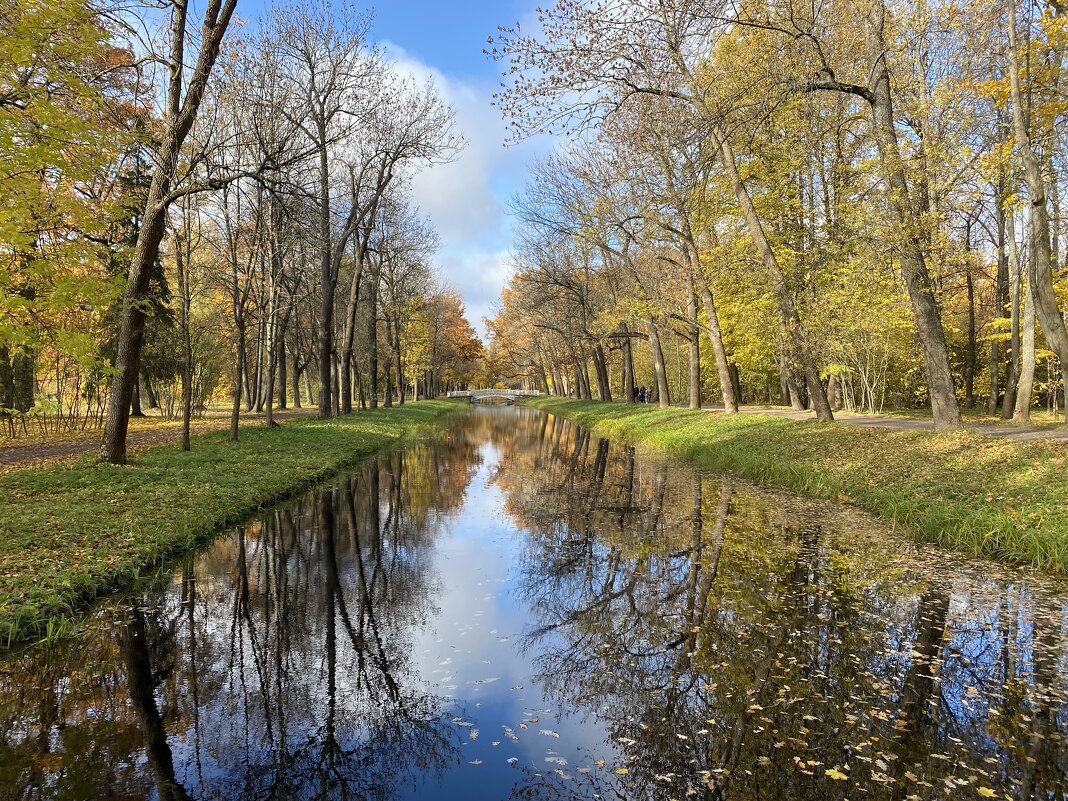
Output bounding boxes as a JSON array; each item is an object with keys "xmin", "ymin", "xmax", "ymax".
[
  {"xmin": 0, "ymin": 408, "xmax": 318, "ymax": 471},
  {"xmin": 705, "ymin": 405, "xmax": 1068, "ymax": 442}
]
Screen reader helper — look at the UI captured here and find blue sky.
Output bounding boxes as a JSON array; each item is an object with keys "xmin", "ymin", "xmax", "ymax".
[{"xmin": 239, "ymin": 0, "xmax": 550, "ymax": 338}]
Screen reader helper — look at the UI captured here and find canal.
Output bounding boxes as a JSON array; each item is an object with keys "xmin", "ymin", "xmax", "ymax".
[{"xmin": 0, "ymin": 406, "xmax": 1065, "ymax": 800}]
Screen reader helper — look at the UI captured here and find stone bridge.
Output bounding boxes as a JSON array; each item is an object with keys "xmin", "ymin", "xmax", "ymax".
[{"xmin": 446, "ymin": 389, "xmax": 542, "ymax": 405}]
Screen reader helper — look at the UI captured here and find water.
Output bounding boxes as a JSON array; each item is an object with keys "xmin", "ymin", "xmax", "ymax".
[{"xmin": 0, "ymin": 406, "xmax": 1066, "ymax": 801}]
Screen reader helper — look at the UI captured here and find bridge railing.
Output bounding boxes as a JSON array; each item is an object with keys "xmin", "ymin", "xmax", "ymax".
[{"xmin": 445, "ymin": 389, "xmax": 543, "ymax": 398}]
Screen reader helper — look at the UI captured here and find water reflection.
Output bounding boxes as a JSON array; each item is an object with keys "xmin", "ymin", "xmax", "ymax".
[
  {"xmin": 0, "ymin": 440, "xmax": 476, "ymax": 800},
  {"xmin": 0, "ymin": 407, "xmax": 1065, "ymax": 801},
  {"xmin": 497, "ymin": 412, "xmax": 1068, "ymax": 801}
]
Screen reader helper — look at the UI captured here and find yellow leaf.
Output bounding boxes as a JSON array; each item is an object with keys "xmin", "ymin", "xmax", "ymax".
[
  {"xmin": 825, "ymin": 768, "xmax": 849, "ymax": 780},
  {"xmin": 977, "ymin": 790, "xmax": 998, "ymax": 799}
]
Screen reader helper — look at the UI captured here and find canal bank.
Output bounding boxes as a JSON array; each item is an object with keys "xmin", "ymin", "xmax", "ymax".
[
  {"xmin": 0, "ymin": 400, "xmax": 462, "ymax": 644},
  {"xmin": 523, "ymin": 396, "xmax": 1068, "ymax": 572}
]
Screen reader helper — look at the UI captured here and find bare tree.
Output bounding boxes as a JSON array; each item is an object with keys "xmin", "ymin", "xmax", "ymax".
[
  {"xmin": 274, "ymin": 0, "xmax": 379, "ymax": 417},
  {"xmin": 102, "ymin": 0, "xmax": 241, "ymax": 463}
]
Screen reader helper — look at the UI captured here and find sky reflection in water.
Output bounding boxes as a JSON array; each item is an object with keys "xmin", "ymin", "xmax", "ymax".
[{"xmin": 0, "ymin": 406, "xmax": 1065, "ymax": 801}]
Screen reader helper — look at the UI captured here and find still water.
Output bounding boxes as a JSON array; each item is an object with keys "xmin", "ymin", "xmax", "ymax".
[{"xmin": 0, "ymin": 407, "xmax": 1066, "ymax": 801}]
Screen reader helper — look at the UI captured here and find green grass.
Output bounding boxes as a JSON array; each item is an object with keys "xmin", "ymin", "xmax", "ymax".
[
  {"xmin": 0, "ymin": 400, "xmax": 462, "ymax": 644},
  {"xmin": 524, "ymin": 397, "xmax": 1068, "ymax": 573}
]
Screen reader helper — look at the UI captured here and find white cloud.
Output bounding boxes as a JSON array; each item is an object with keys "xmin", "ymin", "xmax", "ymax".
[
  {"xmin": 381, "ymin": 42, "xmax": 548, "ymax": 341},
  {"xmin": 438, "ymin": 248, "xmax": 515, "ymax": 337}
]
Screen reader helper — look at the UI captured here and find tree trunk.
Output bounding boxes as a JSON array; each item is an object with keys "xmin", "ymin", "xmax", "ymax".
[
  {"xmin": 291, "ymin": 359, "xmax": 302, "ymax": 409},
  {"xmin": 594, "ymin": 343, "xmax": 612, "ymax": 402},
  {"xmin": 776, "ymin": 349, "xmax": 791, "ymax": 407},
  {"xmin": 992, "ymin": 182, "xmax": 1009, "ymax": 416},
  {"xmin": 965, "ymin": 268, "xmax": 976, "ymax": 409},
  {"xmin": 317, "ymin": 119, "xmax": 336, "ymax": 419},
  {"xmin": 264, "ymin": 332, "xmax": 277, "ymax": 428},
  {"xmin": 686, "ymin": 288, "xmax": 701, "ymax": 410},
  {"xmin": 263, "ymin": 226, "xmax": 280, "ymax": 428},
  {"xmin": 861, "ymin": 7, "xmax": 960, "ymax": 431},
  {"xmin": 303, "ymin": 364, "xmax": 314, "ymax": 410},
  {"xmin": 252, "ymin": 313, "xmax": 265, "ymax": 412},
  {"xmin": 242, "ymin": 338, "xmax": 253, "ymax": 410},
  {"xmin": 1014, "ymin": 258, "xmax": 1038, "ymax": 422},
  {"xmin": 339, "ymin": 257, "xmax": 364, "ymax": 415},
  {"xmin": 332, "ymin": 350, "xmax": 340, "ymax": 415},
  {"xmin": 392, "ymin": 317, "xmax": 404, "ymax": 405},
  {"xmin": 710, "ymin": 125, "xmax": 831, "ymax": 422},
  {"xmin": 102, "ymin": 197, "xmax": 168, "ymax": 463},
  {"xmin": 175, "ymin": 229, "xmax": 192, "ymax": 451},
  {"xmin": 141, "ymin": 372, "xmax": 159, "ymax": 410},
  {"xmin": 229, "ymin": 323, "xmax": 245, "ymax": 442},
  {"xmin": 622, "ymin": 325, "xmax": 635, "ymax": 402},
  {"xmin": 383, "ymin": 315, "xmax": 394, "ymax": 408},
  {"xmin": 694, "ymin": 273, "xmax": 737, "ymax": 413},
  {"xmin": 1003, "ymin": 207, "xmax": 1023, "ymax": 417},
  {"xmin": 647, "ymin": 320, "xmax": 671, "ymax": 409},
  {"xmin": 537, "ymin": 364, "xmax": 550, "ymax": 395},
  {"xmin": 277, "ymin": 338, "xmax": 287, "ymax": 410},
  {"xmin": 366, "ymin": 272, "xmax": 379, "ymax": 409},
  {"xmin": 130, "ymin": 380, "xmax": 144, "ymax": 418},
  {"xmin": 729, "ymin": 363, "xmax": 743, "ymax": 406},
  {"xmin": 0, "ymin": 345, "xmax": 13, "ymax": 409},
  {"xmin": 1007, "ymin": 0, "xmax": 1068, "ymax": 422}
]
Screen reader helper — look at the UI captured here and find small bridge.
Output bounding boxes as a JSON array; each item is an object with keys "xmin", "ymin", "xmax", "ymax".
[{"xmin": 446, "ymin": 389, "xmax": 542, "ymax": 405}]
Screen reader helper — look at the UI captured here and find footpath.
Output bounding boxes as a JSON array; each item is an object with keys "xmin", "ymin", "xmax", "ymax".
[{"xmin": 707, "ymin": 404, "xmax": 1068, "ymax": 442}]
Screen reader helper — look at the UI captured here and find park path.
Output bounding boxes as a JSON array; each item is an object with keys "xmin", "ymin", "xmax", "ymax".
[
  {"xmin": 0, "ymin": 408, "xmax": 318, "ymax": 472},
  {"xmin": 706, "ymin": 404, "xmax": 1068, "ymax": 442}
]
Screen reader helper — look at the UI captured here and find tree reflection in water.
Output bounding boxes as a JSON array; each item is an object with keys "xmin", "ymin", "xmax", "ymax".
[
  {"xmin": 0, "ymin": 438, "xmax": 478, "ymax": 800},
  {"xmin": 0, "ymin": 408, "xmax": 1065, "ymax": 801},
  {"xmin": 498, "ymin": 411, "xmax": 1068, "ymax": 801}
]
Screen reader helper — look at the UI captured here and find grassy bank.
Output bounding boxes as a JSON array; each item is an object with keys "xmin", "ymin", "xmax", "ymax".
[
  {"xmin": 525, "ymin": 397, "xmax": 1068, "ymax": 573},
  {"xmin": 0, "ymin": 400, "xmax": 461, "ymax": 644}
]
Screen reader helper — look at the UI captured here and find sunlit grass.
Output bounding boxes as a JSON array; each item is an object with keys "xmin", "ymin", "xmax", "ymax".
[
  {"xmin": 0, "ymin": 401, "xmax": 460, "ymax": 645},
  {"xmin": 525, "ymin": 397, "xmax": 1068, "ymax": 573}
]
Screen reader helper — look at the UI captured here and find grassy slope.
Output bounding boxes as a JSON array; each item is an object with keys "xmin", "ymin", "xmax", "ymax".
[
  {"xmin": 525, "ymin": 397, "xmax": 1068, "ymax": 573},
  {"xmin": 0, "ymin": 400, "xmax": 460, "ymax": 643}
]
